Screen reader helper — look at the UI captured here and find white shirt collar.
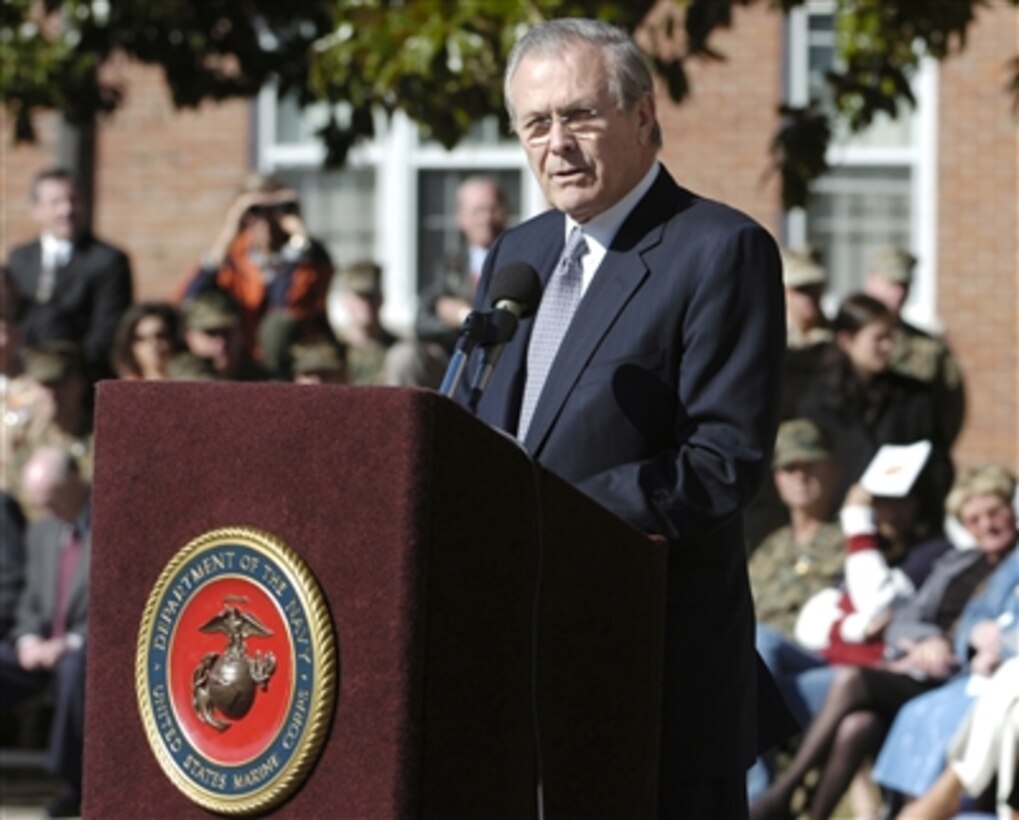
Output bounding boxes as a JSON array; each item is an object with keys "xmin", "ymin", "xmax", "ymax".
[
  {"xmin": 564, "ymin": 162, "xmax": 661, "ymax": 293},
  {"xmin": 41, "ymin": 233, "xmax": 73, "ymax": 266}
]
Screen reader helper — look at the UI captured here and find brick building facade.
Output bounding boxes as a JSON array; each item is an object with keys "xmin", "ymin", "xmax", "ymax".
[{"xmin": 1, "ymin": 4, "xmax": 1015, "ymax": 472}]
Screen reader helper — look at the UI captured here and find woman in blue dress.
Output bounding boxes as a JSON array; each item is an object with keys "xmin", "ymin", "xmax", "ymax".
[{"xmin": 871, "ymin": 464, "xmax": 1019, "ymax": 807}]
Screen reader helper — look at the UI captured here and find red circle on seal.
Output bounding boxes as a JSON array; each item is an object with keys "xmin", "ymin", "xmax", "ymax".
[{"xmin": 168, "ymin": 577, "xmax": 294, "ymax": 765}]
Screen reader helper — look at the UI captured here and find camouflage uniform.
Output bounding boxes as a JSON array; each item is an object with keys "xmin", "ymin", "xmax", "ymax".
[
  {"xmin": 890, "ymin": 321, "xmax": 965, "ymax": 446},
  {"xmin": 750, "ymin": 522, "xmax": 844, "ymax": 639}
]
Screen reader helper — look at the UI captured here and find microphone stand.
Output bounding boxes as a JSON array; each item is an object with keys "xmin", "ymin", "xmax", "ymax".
[
  {"xmin": 438, "ymin": 311, "xmax": 490, "ymax": 398},
  {"xmin": 466, "ymin": 308, "xmax": 519, "ymax": 413}
]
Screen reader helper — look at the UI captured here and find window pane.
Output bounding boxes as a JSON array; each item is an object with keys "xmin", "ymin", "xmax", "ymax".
[
  {"xmin": 416, "ymin": 169, "xmax": 521, "ymax": 294},
  {"xmin": 275, "ymin": 167, "xmax": 376, "ymax": 267},
  {"xmin": 807, "ymin": 166, "xmax": 911, "ymax": 301}
]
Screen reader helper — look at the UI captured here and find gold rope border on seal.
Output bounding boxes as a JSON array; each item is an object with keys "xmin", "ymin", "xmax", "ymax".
[{"xmin": 134, "ymin": 526, "xmax": 338, "ymax": 815}]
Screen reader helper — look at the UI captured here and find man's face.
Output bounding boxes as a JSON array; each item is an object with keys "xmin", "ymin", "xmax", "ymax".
[
  {"xmin": 773, "ymin": 459, "xmax": 836, "ymax": 510},
  {"xmin": 786, "ymin": 285, "xmax": 825, "ymax": 329},
  {"xmin": 32, "ymin": 178, "xmax": 81, "ymax": 241},
  {"xmin": 457, "ymin": 181, "xmax": 507, "ymax": 250},
  {"xmin": 185, "ymin": 326, "xmax": 238, "ymax": 374},
  {"xmin": 508, "ymin": 44, "xmax": 657, "ymax": 223},
  {"xmin": 863, "ymin": 274, "xmax": 909, "ymax": 317}
]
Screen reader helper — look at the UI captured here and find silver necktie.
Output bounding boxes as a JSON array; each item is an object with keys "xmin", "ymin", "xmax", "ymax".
[{"xmin": 517, "ymin": 226, "xmax": 589, "ymax": 440}]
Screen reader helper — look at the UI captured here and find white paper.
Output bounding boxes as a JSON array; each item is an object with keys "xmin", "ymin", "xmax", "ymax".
[{"xmin": 859, "ymin": 440, "xmax": 932, "ymax": 498}]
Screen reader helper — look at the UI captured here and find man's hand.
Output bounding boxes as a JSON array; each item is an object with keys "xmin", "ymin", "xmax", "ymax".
[
  {"xmin": 887, "ymin": 636, "xmax": 956, "ymax": 678},
  {"xmin": 17, "ymin": 635, "xmax": 70, "ymax": 671}
]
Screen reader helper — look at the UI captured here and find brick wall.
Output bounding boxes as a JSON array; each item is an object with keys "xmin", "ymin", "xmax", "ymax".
[
  {"xmin": 937, "ymin": 1, "xmax": 1019, "ymax": 472},
  {"xmin": 95, "ymin": 55, "xmax": 253, "ymax": 301},
  {"xmin": 653, "ymin": 3, "xmax": 785, "ymax": 236},
  {"xmin": 0, "ymin": 109, "xmax": 62, "ymax": 253}
]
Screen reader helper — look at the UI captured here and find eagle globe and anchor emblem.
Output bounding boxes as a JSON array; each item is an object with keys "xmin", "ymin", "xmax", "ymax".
[
  {"xmin": 192, "ymin": 597, "xmax": 277, "ymax": 731},
  {"xmin": 136, "ymin": 527, "xmax": 337, "ymax": 815}
]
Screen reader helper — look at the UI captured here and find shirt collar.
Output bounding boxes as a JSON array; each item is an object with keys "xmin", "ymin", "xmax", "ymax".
[{"xmin": 564, "ymin": 161, "xmax": 661, "ymax": 250}]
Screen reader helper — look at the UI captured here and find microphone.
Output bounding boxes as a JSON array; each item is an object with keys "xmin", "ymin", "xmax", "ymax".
[{"xmin": 467, "ymin": 262, "xmax": 542, "ymax": 412}]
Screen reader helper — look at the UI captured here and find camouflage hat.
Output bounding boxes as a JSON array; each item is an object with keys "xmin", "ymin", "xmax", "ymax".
[
  {"xmin": 23, "ymin": 341, "xmax": 82, "ymax": 383},
  {"xmin": 182, "ymin": 291, "xmax": 240, "ymax": 332},
  {"xmin": 343, "ymin": 261, "xmax": 383, "ymax": 297},
  {"xmin": 869, "ymin": 247, "xmax": 916, "ymax": 285},
  {"xmin": 773, "ymin": 419, "xmax": 831, "ymax": 469},
  {"xmin": 291, "ymin": 340, "xmax": 347, "ymax": 377},
  {"xmin": 781, "ymin": 249, "xmax": 826, "ymax": 289}
]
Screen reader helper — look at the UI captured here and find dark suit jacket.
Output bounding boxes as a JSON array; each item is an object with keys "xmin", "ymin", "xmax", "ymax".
[
  {"xmin": 11, "ymin": 513, "xmax": 90, "ymax": 643},
  {"xmin": 467, "ymin": 168, "xmax": 786, "ymax": 780},
  {"xmin": 8, "ymin": 232, "xmax": 134, "ymax": 381}
]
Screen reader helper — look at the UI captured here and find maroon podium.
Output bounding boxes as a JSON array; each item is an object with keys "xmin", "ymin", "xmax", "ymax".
[{"xmin": 84, "ymin": 383, "xmax": 666, "ymax": 818}]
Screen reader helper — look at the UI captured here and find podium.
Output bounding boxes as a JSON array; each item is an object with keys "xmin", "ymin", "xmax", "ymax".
[{"xmin": 84, "ymin": 383, "xmax": 666, "ymax": 818}]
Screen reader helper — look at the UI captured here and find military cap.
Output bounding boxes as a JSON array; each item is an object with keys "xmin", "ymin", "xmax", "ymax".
[
  {"xmin": 343, "ymin": 261, "xmax": 383, "ymax": 297},
  {"xmin": 291, "ymin": 340, "xmax": 347, "ymax": 377},
  {"xmin": 773, "ymin": 419, "xmax": 832, "ymax": 469},
  {"xmin": 870, "ymin": 247, "xmax": 916, "ymax": 285},
  {"xmin": 182, "ymin": 291, "xmax": 240, "ymax": 332},
  {"xmin": 781, "ymin": 248, "xmax": 826, "ymax": 289},
  {"xmin": 23, "ymin": 340, "xmax": 82, "ymax": 383}
]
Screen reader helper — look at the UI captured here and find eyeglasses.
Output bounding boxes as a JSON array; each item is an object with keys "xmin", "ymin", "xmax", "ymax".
[{"xmin": 518, "ymin": 107, "xmax": 605, "ymax": 146}]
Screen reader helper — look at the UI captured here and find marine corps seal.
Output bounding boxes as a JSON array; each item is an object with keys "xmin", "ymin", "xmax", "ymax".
[{"xmin": 136, "ymin": 527, "xmax": 337, "ymax": 815}]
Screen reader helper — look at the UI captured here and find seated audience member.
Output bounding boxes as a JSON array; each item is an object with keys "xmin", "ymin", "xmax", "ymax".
[
  {"xmin": 6, "ymin": 342, "xmax": 93, "ymax": 514},
  {"xmin": 0, "ymin": 446, "xmax": 90, "ymax": 816},
  {"xmin": 752, "ymin": 419, "xmax": 843, "ymax": 640},
  {"xmin": 870, "ymin": 464, "xmax": 1019, "ymax": 810},
  {"xmin": 799, "ymin": 292, "xmax": 953, "ymax": 537},
  {"xmin": 329, "ymin": 261, "xmax": 399, "ymax": 386},
  {"xmin": 179, "ymin": 173, "xmax": 333, "ymax": 373},
  {"xmin": 863, "ymin": 247, "xmax": 966, "ymax": 448},
  {"xmin": 902, "ymin": 656, "xmax": 1019, "ymax": 820},
  {"xmin": 750, "ymin": 464, "xmax": 1019, "ymax": 820},
  {"xmin": 290, "ymin": 338, "xmax": 348, "ymax": 385},
  {"xmin": 750, "ymin": 442, "xmax": 947, "ymax": 802},
  {"xmin": 2, "ymin": 268, "xmax": 50, "ymax": 493},
  {"xmin": 0, "ymin": 492, "xmax": 27, "ymax": 638},
  {"xmin": 780, "ymin": 248, "xmax": 832, "ymax": 421},
  {"xmin": 110, "ymin": 302, "xmax": 185, "ymax": 380},
  {"xmin": 181, "ymin": 292, "xmax": 268, "ymax": 382}
]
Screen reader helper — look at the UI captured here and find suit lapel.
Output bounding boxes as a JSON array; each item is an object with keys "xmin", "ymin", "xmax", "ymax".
[{"xmin": 522, "ymin": 171, "xmax": 678, "ymax": 455}]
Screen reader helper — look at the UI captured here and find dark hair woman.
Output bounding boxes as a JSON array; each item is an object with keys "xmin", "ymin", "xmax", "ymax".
[
  {"xmin": 111, "ymin": 302, "xmax": 185, "ymax": 380},
  {"xmin": 798, "ymin": 292, "xmax": 953, "ymax": 538}
]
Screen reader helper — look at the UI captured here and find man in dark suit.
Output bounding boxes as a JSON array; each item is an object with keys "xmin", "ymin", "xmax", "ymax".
[
  {"xmin": 0, "ymin": 446, "xmax": 90, "ymax": 817},
  {"xmin": 390, "ymin": 176, "xmax": 510, "ymax": 388},
  {"xmin": 7, "ymin": 167, "xmax": 134, "ymax": 385},
  {"xmin": 466, "ymin": 19, "xmax": 786, "ymax": 818}
]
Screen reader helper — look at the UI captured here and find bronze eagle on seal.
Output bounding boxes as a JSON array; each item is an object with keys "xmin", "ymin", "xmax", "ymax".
[{"xmin": 192, "ymin": 598, "xmax": 277, "ymax": 731}]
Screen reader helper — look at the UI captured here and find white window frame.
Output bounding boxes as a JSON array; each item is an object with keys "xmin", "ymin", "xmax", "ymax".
[{"xmin": 785, "ymin": 2, "xmax": 940, "ymax": 329}]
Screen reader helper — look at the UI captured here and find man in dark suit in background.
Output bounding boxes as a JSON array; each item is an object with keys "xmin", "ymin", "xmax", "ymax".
[
  {"xmin": 390, "ymin": 176, "xmax": 510, "ymax": 388},
  {"xmin": 7, "ymin": 167, "xmax": 134, "ymax": 385},
  {"xmin": 0, "ymin": 445, "xmax": 90, "ymax": 816},
  {"xmin": 467, "ymin": 19, "xmax": 786, "ymax": 818}
]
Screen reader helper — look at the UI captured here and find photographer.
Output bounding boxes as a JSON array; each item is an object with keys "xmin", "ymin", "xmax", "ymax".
[{"xmin": 179, "ymin": 173, "xmax": 334, "ymax": 378}]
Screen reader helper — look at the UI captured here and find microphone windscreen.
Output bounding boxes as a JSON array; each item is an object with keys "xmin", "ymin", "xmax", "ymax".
[{"xmin": 489, "ymin": 263, "xmax": 542, "ymax": 318}]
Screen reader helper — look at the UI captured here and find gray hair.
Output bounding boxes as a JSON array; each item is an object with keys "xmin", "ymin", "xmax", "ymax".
[
  {"xmin": 946, "ymin": 463, "xmax": 1017, "ymax": 519},
  {"xmin": 504, "ymin": 18, "xmax": 662, "ymax": 148}
]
